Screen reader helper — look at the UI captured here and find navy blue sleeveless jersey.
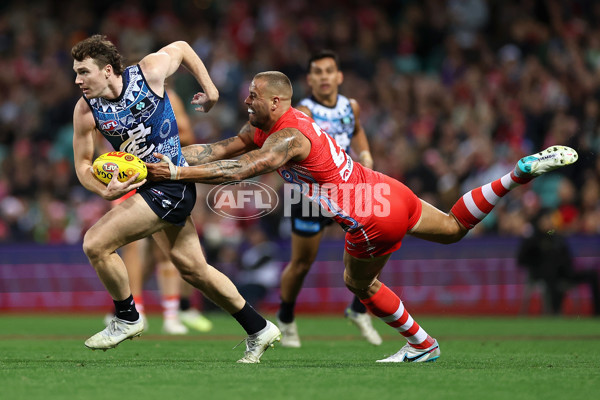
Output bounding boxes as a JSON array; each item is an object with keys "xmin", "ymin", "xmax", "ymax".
[
  {"xmin": 83, "ymin": 64, "xmax": 195, "ymax": 226},
  {"xmin": 84, "ymin": 65, "xmax": 187, "ymax": 168}
]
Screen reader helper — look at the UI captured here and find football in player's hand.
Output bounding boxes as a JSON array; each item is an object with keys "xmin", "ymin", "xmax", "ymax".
[{"xmin": 92, "ymin": 151, "xmax": 147, "ymax": 184}]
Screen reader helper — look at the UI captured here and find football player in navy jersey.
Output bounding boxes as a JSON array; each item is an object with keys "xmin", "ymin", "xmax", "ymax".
[
  {"xmin": 71, "ymin": 35, "xmax": 280, "ymax": 363},
  {"xmin": 276, "ymin": 50, "xmax": 382, "ymax": 348}
]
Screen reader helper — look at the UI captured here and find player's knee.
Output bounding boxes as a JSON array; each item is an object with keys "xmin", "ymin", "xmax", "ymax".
[
  {"xmin": 289, "ymin": 257, "xmax": 315, "ymax": 274},
  {"xmin": 343, "ymin": 271, "xmax": 375, "ymax": 296},
  {"xmin": 437, "ymin": 214, "xmax": 469, "ymax": 244},
  {"xmin": 82, "ymin": 231, "xmax": 104, "ymax": 261}
]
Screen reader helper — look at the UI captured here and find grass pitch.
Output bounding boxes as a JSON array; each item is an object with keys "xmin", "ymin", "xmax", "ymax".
[{"xmin": 0, "ymin": 313, "xmax": 598, "ymax": 400}]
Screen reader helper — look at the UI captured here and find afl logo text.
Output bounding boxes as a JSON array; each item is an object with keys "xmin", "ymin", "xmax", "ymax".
[{"xmin": 101, "ymin": 120, "xmax": 118, "ymax": 131}]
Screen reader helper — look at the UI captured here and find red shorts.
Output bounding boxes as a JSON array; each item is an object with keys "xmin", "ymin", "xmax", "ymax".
[{"xmin": 344, "ymin": 175, "xmax": 422, "ymax": 258}]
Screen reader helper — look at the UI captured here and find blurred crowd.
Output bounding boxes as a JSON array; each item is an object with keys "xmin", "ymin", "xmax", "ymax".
[{"xmin": 0, "ymin": 0, "xmax": 599, "ymax": 255}]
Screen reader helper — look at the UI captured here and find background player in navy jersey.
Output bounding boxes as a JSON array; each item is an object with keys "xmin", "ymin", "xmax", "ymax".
[
  {"xmin": 71, "ymin": 35, "xmax": 280, "ymax": 363},
  {"xmin": 276, "ymin": 50, "xmax": 382, "ymax": 347}
]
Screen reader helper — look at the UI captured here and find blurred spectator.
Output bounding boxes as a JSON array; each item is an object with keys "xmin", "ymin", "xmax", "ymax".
[
  {"xmin": 236, "ymin": 225, "xmax": 281, "ymax": 308},
  {"xmin": 0, "ymin": 0, "xmax": 597, "ymax": 248},
  {"xmin": 517, "ymin": 208, "xmax": 600, "ymax": 315}
]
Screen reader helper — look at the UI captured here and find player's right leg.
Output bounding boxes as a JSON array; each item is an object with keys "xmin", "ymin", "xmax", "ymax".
[
  {"xmin": 154, "ymin": 218, "xmax": 280, "ymax": 363},
  {"xmin": 83, "ymin": 194, "xmax": 172, "ymax": 350},
  {"xmin": 343, "ymin": 252, "xmax": 440, "ymax": 363},
  {"xmin": 277, "ymin": 231, "xmax": 323, "ymax": 348}
]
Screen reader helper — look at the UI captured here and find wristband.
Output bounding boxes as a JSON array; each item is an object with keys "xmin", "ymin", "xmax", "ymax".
[
  {"xmin": 160, "ymin": 155, "xmax": 180, "ymax": 180},
  {"xmin": 169, "ymin": 163, "xmax": 179, "ymax": 180}
]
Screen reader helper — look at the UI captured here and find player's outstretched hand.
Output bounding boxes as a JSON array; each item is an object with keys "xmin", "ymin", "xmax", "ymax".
[
  {"xmin": 145, "ymin": 153, "xmax": 180, "ymax": 181},
  {"xmin": 191, "ymin": 92, "xmax": 217, "ymax": 113},
  {"xmin": 104, "ymin": 166, "xmax": 146, "ymax": 200}
]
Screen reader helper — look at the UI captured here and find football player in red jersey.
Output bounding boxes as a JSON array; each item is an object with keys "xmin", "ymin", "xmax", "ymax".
[
  {"xmin": 276, "ymin": 50, "xmax": 380, "ymax": 348},
  {"xmin": 146, "ymin": 71, "xmax": 577, "ymax": 362}
]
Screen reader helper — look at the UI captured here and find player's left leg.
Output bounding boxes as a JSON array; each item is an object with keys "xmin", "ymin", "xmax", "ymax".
[
  {"xmin": 154, "ymin": 217, "xmax": 280, "ymax": 363},
  {"xmin": 342, "ymin": 251, "xmax": 439, "ymax": 362},
  {"xmin": 410, "ymin": 145, "xmax": 578, "ymax": 242}
]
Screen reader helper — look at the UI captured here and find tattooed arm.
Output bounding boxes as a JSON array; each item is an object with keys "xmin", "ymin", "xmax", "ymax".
[
  {"xmin": 182, "ymin": 122, "xmax": 257, "ymax": 165},
  {"xmin": 148, "ymin": 128, "xmax": 311, "ymax": 183}
]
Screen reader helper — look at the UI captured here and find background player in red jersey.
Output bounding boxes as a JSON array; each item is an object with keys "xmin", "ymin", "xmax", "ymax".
[{"xmin": 146, "ymin": 71, "xmax": 577, "ymax": 362}]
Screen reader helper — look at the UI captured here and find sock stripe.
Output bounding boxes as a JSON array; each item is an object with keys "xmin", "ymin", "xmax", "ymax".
[
  {"xmin": 162, "ymin": 296, "xmax": 180, "ymax": 319},
  {"xmin": 501, "ymin": 172, "xmax": 523, "ymax": 191},
  {"xmin": 405, "ymin": 321, "xmax": 421, "ymax": 337},
  {"xmin": 493, "ymin": 176, "xmax": 511, "ymax": 196},
  {"xmin": 379, "ymin": 301, "xmax": 404, "ymax": 323},
  {"xmin": 463, "ymin": 192, "xmax": 486, "ymax": 221},
  {"xmin": 393, "ymin": 313, "xmax": 413, "ymax": 332},
  {"xmin": 481, "ymin": 182, "xmax": 500, "ymax": 205},
  {"xmin": 360, "ymin": 284, "xmax": 432, "ymax": 348},
  {"xmin": 362, "ymin": 286, "xmax": 401, "ymax": 318},
  {"xmin": 471, "ymin": 187, "xmax": 495, "ymax": 214},
  {"xmin": 510, "ymin": 170, "xmax": 531, "ymax": 185},
  {"xmin": 411, "ymin": 330, "xmax": 433, "ymax": 348},
  {"xmin": 450, "ymin": 197, "xmax": 477, "ymax": 229}
]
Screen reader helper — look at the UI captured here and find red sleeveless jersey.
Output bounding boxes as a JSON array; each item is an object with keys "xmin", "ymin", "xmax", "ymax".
[{"xmin": 253, "ymin": 107, "xmax": 387, "ymax": 231}]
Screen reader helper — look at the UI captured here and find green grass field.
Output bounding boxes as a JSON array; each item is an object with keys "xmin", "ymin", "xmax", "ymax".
[{"xmin": 0, "ymin": 313, "xmax": 599, "ymax": 400}]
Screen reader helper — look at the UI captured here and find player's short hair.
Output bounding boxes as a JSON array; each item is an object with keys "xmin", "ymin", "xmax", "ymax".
[
  {"xmin": 307, "ymin": 49, "xmax": 340, "ymax": 72},
  {"xmin": 71, "ymin": 34, "xmax": 125, "ymax": 76},
  {"xmin": 254, "ymin": 71, "xmax": 293, "ymax": 98}
]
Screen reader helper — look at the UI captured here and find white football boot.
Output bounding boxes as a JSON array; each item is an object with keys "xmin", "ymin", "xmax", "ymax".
[
  {"xmin": 276, "ymin": 318, "xmax": 301, "ymax": 348},
  {"xmin": 85, "ymin": 316, "xmax": 145, "ymax": 350},
  {"xmin": 517, "ymin": 145, "xmax": 578, "ymax": 177},
  {"xmin": 236, "ymin": 320, "xmax": 281, "ymax": 364},
  {"xmin": 345, "ymin": 309, "xmax": 383, "ymax": 346},
  {"xmin": 104, "ymin": 312, "xmax": 148, "ymax": 332},
  {"xmin": 162, "ymin": 317, "xmax": 189, "ymax": 335},
  {"xmin": 377, "ymin": 339, "xmax": 440, "ymax": 363}
]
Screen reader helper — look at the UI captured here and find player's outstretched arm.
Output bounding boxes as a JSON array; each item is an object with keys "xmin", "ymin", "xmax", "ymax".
[
  {"xmin": 182, "ymin": 123, "xmax": 257, "ymax": 165},
  {"xmin": 147, "ymin": 128, "xmax": 309, "ymax": 184}
]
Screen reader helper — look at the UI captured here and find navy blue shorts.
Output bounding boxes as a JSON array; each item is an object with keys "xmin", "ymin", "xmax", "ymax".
[
  {"xmin": 290, "ymin": 199, "xmax": 334, "ymax": 237},
  {"xmin": 138, "ymin": 181, "xmax": 196, "ymax": 226}
]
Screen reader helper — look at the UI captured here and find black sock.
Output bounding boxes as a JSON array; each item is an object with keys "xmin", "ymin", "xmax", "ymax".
[
  {"xmin": 113, "ymin": 294, "xmax": 139, "ymax": 322},
  {"xmin": 179, "ymin": 297, "xmax": 191, "ymax": 311},
  {"xmin": 350, "ymin": 295, "xmax": 367, "ymax": 313},
  {"xmin": 277, "ymin": 300, "xmax": 296, "ymax": 323},
  {"xmin": 232, "ymin": 302, "xmax": 267, "ymax": 335}
]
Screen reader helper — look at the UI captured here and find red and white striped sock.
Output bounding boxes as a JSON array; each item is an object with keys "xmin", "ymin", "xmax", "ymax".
[
  {"xmin": 162, "ymin": 295, "xmax": 179, "ymax": 320},
  {"xmin": 450, "ymin": 167, "xmax": 532, "ymax": 229},
  {"xmin": 361, "ymin": 283, "xmax": 434, "ymax": 349}
]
